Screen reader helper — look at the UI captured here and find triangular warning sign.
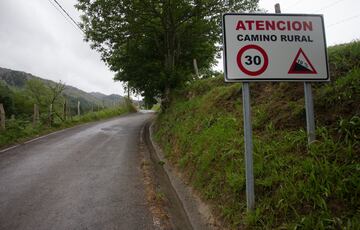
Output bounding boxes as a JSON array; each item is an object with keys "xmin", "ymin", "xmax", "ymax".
[{"xmin": 288, "ymin": 48, "xmax": 317, "ymax": 74}]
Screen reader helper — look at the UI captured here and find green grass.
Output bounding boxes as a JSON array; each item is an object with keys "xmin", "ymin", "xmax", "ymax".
[
  {"xmin": 155, "ymin": 41, "xmax": 360, "ymax": 229},
  {"xmin": 0, "ymin": 100, "xmax": 137, "ymax": 149},
  {"xmin": 151, "ymin": 103, "xmax": 161, "ymax": 112}
]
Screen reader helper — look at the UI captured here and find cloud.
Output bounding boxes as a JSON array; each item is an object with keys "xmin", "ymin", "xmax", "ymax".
[{"xmin": 0, "ymin": 0, "xmax": 124, "ymax": 95}]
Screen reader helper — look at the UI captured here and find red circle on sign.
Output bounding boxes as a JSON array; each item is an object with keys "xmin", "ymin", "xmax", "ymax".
[{"xmin": 237, "ymin": 44, "xmax": 269, "ymax": 76}]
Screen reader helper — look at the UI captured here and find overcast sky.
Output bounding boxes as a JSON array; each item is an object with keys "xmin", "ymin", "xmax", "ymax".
[
  {"xmin": 1, "ymin": 1, "xmax": 359, "ymax": 95},
  {"xmin": 0, "ymin": 0, "xmax": 124, "ymax": 95},
  {"xmin": 260, "ymin": 0, "xmax": 360, "ymax": 45}
]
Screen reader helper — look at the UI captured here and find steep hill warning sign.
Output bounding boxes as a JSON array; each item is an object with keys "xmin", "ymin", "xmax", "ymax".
[
  {"xmin": 222, "ymin": 13, "xmax": 329, "ymax": 82},
  {"xmin": 288, "ymin": 48, "xmax": 317, "ymax": 74}
]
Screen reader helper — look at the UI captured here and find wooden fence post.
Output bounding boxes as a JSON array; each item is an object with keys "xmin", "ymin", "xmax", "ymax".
[
  {"xmin": 193, "ymin": 58, "xmax": 199, "ymax": 78},
  {"xmin": 77, "ymin": 100, "xmax": 80, "ymax": 116},
  {"xmin": 49, "ymin": 104, "xmax": 53, "ymax": 126},
  {"xmin": 66, "ymin": 103, "xmax": 71, "ymax": 120},
  {"xmin": 33, "ymin": 104, "xmax": 39, "ymax": 126},
  {"xmin": 63, "ymin": 100, "xmax": 67, "ymax": 120},
  {"xmin": 0, "ymin": 103, "xmax": 5, "ymax": 131}
]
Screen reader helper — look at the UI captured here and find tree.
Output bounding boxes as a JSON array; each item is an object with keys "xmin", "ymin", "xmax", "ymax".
[
  {"xmin": 0, "ymin": 82, "xmax": 14, "ymax": 117},
  {"xmin": 48, "ymin": 81, "xmax": 66, "ymax": 123},
  {"xmin": 76, "ymin": 0, "xmax": 259, "ymax": 106},
  {"xmin": 26, "ymin": 79, "xmax": 51, "ymax": 111},
  {"xmin": 26, "ymin": 79, "xmax": 66, "ymax": 124}
]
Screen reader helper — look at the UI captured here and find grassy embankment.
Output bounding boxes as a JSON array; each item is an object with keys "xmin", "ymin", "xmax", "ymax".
[
  {"xmin": 0, "ymin": 99, "xmax": 137, "ymax": 149},
  {"xmin": 155, "ymin": 41, "xmax": 360, "ymax": 229}
]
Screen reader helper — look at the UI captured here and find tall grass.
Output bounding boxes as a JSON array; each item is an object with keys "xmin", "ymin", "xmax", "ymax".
[{"xmin": 155, "ymin": 41, "xmax": 360, "ymax": 229}]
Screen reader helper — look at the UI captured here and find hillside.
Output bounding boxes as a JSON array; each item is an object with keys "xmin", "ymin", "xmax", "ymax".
[
  {"xmin": 0, "ymin": 67, "xmax": 124, "ymax": 113},
  {"xmin": 155, "ymin": 41, "xmax": 360, "ymax": 229},
  {"xmin": 89, "ymin": 92, "xmax": 124, "ymax": 107}
]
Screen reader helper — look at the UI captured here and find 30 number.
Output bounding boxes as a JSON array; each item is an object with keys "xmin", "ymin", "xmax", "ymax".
[{"xmin": 244, "ymin": 55, "xmax": 261, "ymax": 65}]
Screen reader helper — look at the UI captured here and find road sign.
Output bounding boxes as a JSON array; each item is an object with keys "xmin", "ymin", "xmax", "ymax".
[{"xmin": 222, "ymin": 13, "xmax": 329, "ymax": 82}]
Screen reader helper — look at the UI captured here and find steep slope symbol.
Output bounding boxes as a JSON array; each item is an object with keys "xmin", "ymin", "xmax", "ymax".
[{"xmin": 288, "ymin": 48, "xmax": 317, "ymax": 74}]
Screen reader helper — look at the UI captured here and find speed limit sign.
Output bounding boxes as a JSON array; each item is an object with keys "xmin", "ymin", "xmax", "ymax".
[
  {"xmin": 222, "ymin": 13, "xmax": 329, "ymax": 82},
  {"xmin": 237, "ymin": 44, "xmax": 269, "ymax": 76}
]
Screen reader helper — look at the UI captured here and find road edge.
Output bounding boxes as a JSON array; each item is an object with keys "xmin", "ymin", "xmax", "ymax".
[
  {"xmin": 146, "ymin": 120, "xmax": 219, "ymax": 230},
  {"xmin": 143, "ymin": 120, "xmax": 193, "ymax": 230},
  {"xmin": 0, "ymin": 112, "xmax": 135, "ymax": 154}
]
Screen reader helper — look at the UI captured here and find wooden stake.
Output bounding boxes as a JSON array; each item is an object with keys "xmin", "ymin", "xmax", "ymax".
[
  {"xmin": 193, "ymin": 58, "xmax": 200, "ymax": 78},
  {"xmin": 0, "ymin": 103, "xmax": 5, "ymax": 131},
  {"xmin": 49, "ymin": 104, "xmax": 53, "ymax": 126},
  {"xmin": 63, "ymin": 100, "xmax": 67, "ymax": 120},
  {"xmin": 33, "ymin": 104, "xmax": 39, "ymax": 126},
  {"xmin": 77, "ymin": 100, "xmax": 81, "ymax": 116}
]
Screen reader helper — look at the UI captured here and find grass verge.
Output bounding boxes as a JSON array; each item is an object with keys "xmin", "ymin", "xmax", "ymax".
[
  {"xmin": 0, "ymin": 100, "xmax": 137, "ymax": 149},
  {"xmin": 155, "ymin": 41, "xmax": 360, "ymax": 229}
]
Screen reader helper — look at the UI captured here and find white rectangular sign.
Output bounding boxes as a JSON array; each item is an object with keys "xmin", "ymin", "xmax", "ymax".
[{"xmin": 223, "ymin": 13, "xmax": 329, "ymax": 82}]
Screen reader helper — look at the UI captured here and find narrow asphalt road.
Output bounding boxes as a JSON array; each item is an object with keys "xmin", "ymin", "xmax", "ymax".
[{"xmin": 0, "ymin": 112, "xmax": 156, "ymax": 230}]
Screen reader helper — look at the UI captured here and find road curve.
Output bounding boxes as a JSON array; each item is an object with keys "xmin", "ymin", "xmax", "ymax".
[{"xmin": 0, "ymin": 112, "xmax": 156, "ymax": 230}]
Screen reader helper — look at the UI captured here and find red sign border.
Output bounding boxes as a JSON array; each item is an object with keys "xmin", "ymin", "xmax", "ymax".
[{"xmin": 236, "ymin": 44, "xmax": 269, "ymax": 76}]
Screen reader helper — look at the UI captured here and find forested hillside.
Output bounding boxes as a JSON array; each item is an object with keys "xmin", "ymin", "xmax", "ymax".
[
  {"xmin": 0, "ymin": 67, "xmax": 124, "ymax": 117},
  {"xmin": 0, "ymin": 67, "xmax": 136, "ymax": 149},
  {"xmin": 155, "ymin": 41, "xmax": 360, "ymax": 229}
]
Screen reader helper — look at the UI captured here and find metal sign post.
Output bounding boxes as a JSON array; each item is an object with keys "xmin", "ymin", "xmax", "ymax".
[
  {"xmin": 304, "ymin": 82, "xmax": 316, "ymax": 143},
  {"xmin": 242, "ymin": 82, "xmax": 255, "ymax": 211}
]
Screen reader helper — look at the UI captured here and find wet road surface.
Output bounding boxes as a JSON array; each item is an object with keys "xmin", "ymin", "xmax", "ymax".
[{"xmin": 0, "ymin": 112, "xmax": 155, "ymax": 230}]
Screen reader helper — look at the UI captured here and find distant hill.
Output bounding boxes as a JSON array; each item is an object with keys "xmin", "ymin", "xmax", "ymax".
[
  {"xmin": 89, "ymin": 92, "xmax": 124, "ymax": 107},
  {"xmin": 0, "ymin": 67, "xmax": 125, "ymax": 111}
]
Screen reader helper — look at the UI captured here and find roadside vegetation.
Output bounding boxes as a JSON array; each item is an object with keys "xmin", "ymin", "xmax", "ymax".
[
  {"xmin": 155, "ymin": 41, "xmax": 360, "ymax": 229},
  {"xmin": 0, "ymin": 79, "xmax": 137, "ymax": 149}
]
